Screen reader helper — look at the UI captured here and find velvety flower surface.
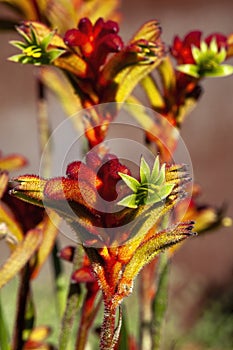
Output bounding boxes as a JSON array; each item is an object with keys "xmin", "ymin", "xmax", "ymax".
[
  {"xmin": 11, "ymin": 154, "xmax": 195, "ymax": 309},
  {"xmin": 64, "ymin": 17, "xmax": 124, "ymax": 72}
]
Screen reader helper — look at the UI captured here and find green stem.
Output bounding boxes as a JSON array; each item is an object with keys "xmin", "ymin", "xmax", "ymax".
[
  {"xmin": 138, "ymin": 267, "xmax": 154, "ymax": 350},
  {"xmin": 151, "ymin": 253, "xmax": 169, "ymax": 350},
  {"xmin": 51, "ymin": 240, "xmax": 67, "ymax": 318},
  {"xmin": 12, "ymin": 263, "xmax": 31, "ymax": 350},
  {"xmin": 75, "ymin": 295, "xmax": 102, "ymax": 350},
  {"xmin": 59, "ymin": 246, "xmax": 83, "ymax": 350},
  {"xmin": 36, "ymin": 76, "xmax": 51, "ymax": 178},
  {"xmin": 0, "ymin": 292, "xmax": 10, "ymax": 350}
]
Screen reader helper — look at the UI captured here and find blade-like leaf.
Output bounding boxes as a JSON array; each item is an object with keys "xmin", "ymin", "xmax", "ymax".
[
  {"xmin": 157, "ymin": 183, "xmax": 175, "ymax": 200},
  {"xmin": 0, "ymin": 229, "xmax": 42, "ymax": 289},
  {"xmin": 157, "ymin": 56, "xmax": 176, "ymax": 92},
  {"xmin": 191, "ymin": 46, "xmax": 201, "ymax": 63},
  {"xmin": 31, "ymin": 210, "xmax": 60, "ymax": 279},
  {"xmin": 22, "ymin": 21, "xmax": 66, "ymax": 48},
  {"xmin": 140, "ymin": 157, "xmax": 151, "ymax": 183},
  {"xmin": 118, "ymin": 173, "xmax": 140, "ymax": 192},
  {"xmin": 118, "ymin": 194, "xmax": 138, "ymax": 209},
  {"xmin": 141, "ymin": 74, "xmax": 165, "ymax": 109},
  {"xmin": 204, "ymin": 64, "xmax": 233, "ymax": 77},
  {"xmin": 155, "ymin": 164, "xmax": 166, "ymax": 186},
  {"xmin": 39, "ymin": 68, "xmax": 83, "ymax": 125},
  {"xmin": 176, "ymin": 64, "xmax": 199, "ymax": 78},
  {"xmin": 151, "ymin": 156, "xmax": 160, "ymax": 183}
]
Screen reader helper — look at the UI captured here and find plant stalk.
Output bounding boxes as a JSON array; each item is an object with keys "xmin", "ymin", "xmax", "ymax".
[
  {"xmin": 59, "ymin": 246, "xmax": 83, "ymax": 350},
  {"xmin": 12, "ymin": 263, "xmax": 31, "ymax": 350},
  {"xmin": 0, "ymin": 292, "xmax": 10, "ymax": 350},
  {"xmin": 100, "ymin": 300, "xmax": 119, "ymax": 350}
]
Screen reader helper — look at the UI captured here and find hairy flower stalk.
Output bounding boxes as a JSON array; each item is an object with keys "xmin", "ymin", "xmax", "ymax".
[{"xmin": 11, "ymin": 154, "xmax": 195, "ymax": 348}]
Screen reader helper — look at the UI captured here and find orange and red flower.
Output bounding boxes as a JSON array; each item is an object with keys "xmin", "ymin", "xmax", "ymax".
[
  {"xmin": 171, "ymin": 30, "xmax": 228, "ymax": 64},
  {"xmin": 64, "ymin": 17, "xmax": 124, "ymax": 73}
]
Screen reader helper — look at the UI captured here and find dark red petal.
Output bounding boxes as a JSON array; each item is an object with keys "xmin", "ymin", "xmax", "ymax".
[
  {"xmin": 66, "ymin": 161, "xmax": 82, "ymax": 179},
  {"xmin": 58, "ymin": 246, "xmax": 75, "ymax": 262},
  {"xmin": 205, "ymin": 33, "xmax": 227, "ymax": 48},
  {"xmin": 93, "ymin": 17, "xmax": 105, "ymax": 37},
  {"xmin": 97, "ymin": 157, "xmax": 131, "ymax": 201},
  {"xmin": 98, "ymin": 157, "xmax": 130, "ymax": 181},
  {"xmin": 97, "ymin": 33, "xmax": 124, "ymax": 52},
  {"xmin": 104, "ymin": 20, "xmax": 119, "ymax": 33},
  {"xmin": 78, "ymin": 17, "xmax": 93, "ymax": 36},
  {"xmin": 183, "ymin": 30, "xmax": 202, "ymax": 47},
  {"xmin": 66, "ymin": 161, "xmax": 102, "ymax": 188},
  {"xmin": 72, "ymin": 266, "xmax": 96, "ymax": 283},
  {"xmin": 171, "ymin": 36, "xmax": 183, "ymax": 56},
  {"xmin": 64, "ymin": 29, "xmax": 88, "ymax": 46},
  {"xmin": 86, "ymin": 152, "xmax": 102, "ymax": 170}
]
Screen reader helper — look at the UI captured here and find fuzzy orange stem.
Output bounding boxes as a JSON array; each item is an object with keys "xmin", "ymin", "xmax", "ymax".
[{"xmin": 100, "ymin": 299, "xmax": 119, "ymax": 350}]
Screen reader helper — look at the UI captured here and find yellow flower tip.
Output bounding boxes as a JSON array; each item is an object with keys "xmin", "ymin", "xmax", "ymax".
[
  {"xmin": 9, "ymin": 175, "xmax": 46, "ymax": 203},
  {"xmin": 222, "ymin": 216, "xmax": 232, "ymax": 227}
]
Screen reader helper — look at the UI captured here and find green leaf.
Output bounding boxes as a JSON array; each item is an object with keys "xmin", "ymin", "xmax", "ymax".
[
  {"xmin": 191, "ymin": 46, "xmax": 201, "ymax": 63},
  {"xmin": 216, "ymin": 48, "xmax": 226, "ymax": 63},
  {"xmin": 16, "ymin": 27, "xmax": 31, "ymax": 44},
  {"xmin": 48, "ymin": 49, "xmax": 65, "ymax": 62},
  {"xmin": 152, "ymin": 253, "xmax": 169, "ymax": 350},
  {"xmin": 118, "ymin": 194, "xmax": 138, "ymax": 208},
  {"xmin": 155, "ymin": 164, "xmax": 166, "ymax": 186},
  {"xmin": 200, "ymin": 41, "xmax": 208, "ymax": 52},
  {"xmin": 118, "ymin": 173, "xmax": 140, "ymax": 192},
  {"xmin": 204, "ymin": 64, "xmax": 233, "ymax": 77},
  {"xmin": 157, "ymin": 183, "xmax": 175, "ymax": 200},
  {"xmin": 0, "ymin": 294, "xmax": 10, "ymax": 350},
  {"xmin": 140, "ymin": 157, "xmax": 151, "ymax": 183},
  {"xmin": 151, "ymin": 156, "xmax": 160, "ymax": 183},
  {"xmin": 145, "ymin": 191, "xmax": 162, "ymax": 205},
  {"xmin": 9, "ymin": 40, "xmax": 28, "ymax": 50},
  {"xmin": 30, "ymin": 25, "xmax": 39, "ymax": 45},
  {"xmin": 209, "ymin": 38, "xmax": 218, "ymax": 54},
  {"xmin": 176, "ymin": 64, "xmax": 200, "ymax": 78},
  {"xmin": 8, "ymin": 54, "xmax": 26, "ymax": 63},
  {"xmin": 118, "ymin": 305, "xmax": 129, "ymax": 350},
  {"xmin": 40, "ymin": 30, "xmax": 55, "ymax": 50}
]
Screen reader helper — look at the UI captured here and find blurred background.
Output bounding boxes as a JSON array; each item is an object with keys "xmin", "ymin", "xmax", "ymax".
[{"xmin": 0, "ymin": 0, "xmax": 233, "ymax": 348}]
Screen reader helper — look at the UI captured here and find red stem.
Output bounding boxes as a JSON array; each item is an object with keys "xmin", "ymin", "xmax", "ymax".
[{"xmin": 100, "ymin": 300, "xmax": 118, "ymax": 350}]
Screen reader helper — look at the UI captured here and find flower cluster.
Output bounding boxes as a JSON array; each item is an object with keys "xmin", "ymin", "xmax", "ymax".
[
  {"xmin": 64, "ymin": 17, "xmax": 124, "ymax": 72},
  {"xmin": 0, "ymin": 1, "xmax": 232, "ymax": 348}
]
